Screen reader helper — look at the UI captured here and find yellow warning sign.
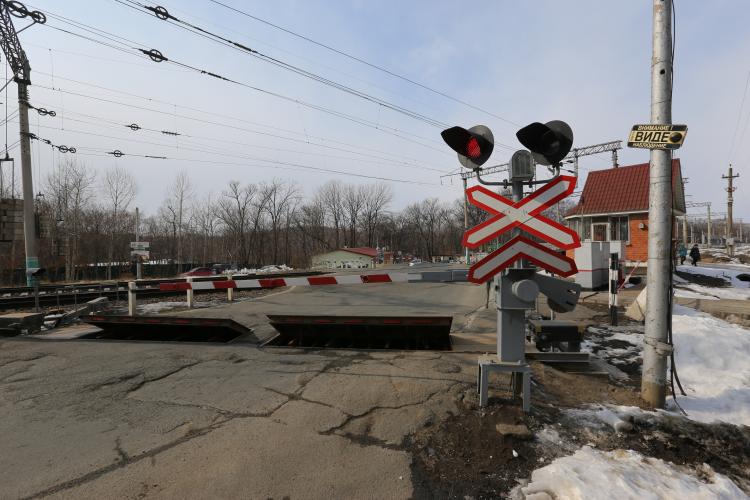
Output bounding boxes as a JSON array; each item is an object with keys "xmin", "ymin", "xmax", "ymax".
[{"xmin": 627, "ymin": 124, "xmax": 687, "ymax": 150}]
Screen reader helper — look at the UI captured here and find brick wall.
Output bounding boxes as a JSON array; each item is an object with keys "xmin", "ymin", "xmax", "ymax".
[
  {"xmin": 626, "ymin": 213, "xmax": 649, "ymax": 262},
  {"xmin": 566, "ymin": 212, "xmax": 681, "ymax": 263}
]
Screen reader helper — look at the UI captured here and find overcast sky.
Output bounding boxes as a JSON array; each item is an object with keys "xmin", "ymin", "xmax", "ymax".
[{"xmin": 3, "ymin": 0, "xmax": 748, "ymax": 222}]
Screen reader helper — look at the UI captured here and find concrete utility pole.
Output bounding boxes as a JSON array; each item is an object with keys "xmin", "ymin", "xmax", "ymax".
[
  {"xmin": 642, "ymin": 0, "xmax": 673, "ymax": 409},
  {"xmin": 0, "ymin": 5, "xmax": 40, "ymax": 285},
  {"xmin": 17, "ymin": 75, "xmax": 37, "ymax": 285},
  {"xmin": 707, "ymin": 203, "xmax": 712, "ymax": 246},
  {"xmin": 722, "ymin": 165, "xmax": 739, "ymax": 256}
]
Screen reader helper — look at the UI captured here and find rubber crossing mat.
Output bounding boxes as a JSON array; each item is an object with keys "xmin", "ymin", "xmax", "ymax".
[{"xmin": 265, "ymin": 315, "xmax": 452, "ymax": 350}]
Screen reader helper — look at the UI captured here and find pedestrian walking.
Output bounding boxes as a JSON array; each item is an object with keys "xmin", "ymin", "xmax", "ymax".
[
  {"xmin": 689, "ymin": 244, "xmax": 701, "ymax": 266},
  {"xmin": 678, "ymin": 243, "xmax": 687, "ymax": 266}
]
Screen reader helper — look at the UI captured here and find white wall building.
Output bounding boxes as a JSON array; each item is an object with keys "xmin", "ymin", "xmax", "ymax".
[{"xmin": 311, "ymin": 247, "xmax": 377, "ymax": 269}]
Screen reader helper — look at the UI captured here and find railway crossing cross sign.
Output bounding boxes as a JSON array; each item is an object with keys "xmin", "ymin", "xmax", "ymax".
[
  {"xmin": 468, "ymin": 236, "xmax": 577, "ymax": 283},
  {"xmin": 463, "ymin": 175, "xmax": 580, "ymax": 250},
  {"xmin": 464, "ymin": 175, "xmax": 580, "ymax": 284}
]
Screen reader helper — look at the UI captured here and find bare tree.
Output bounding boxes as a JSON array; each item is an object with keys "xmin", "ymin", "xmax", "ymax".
[
  {"xmin": 404, "ymin": 198, "xmax": 450, "ymax": 260},
  {"xmin": 295, "ymin": 197, "xmax": 329, "ymax": 261},
  {"xmin": 361, "ymin": 183, "xmax": 392, "ymax": 247},
  {"xmin": 262, "ymin": 179, "xmax": 300, "ymax": 264},
  {"xmin": 43, "ymin": 158, "xmax": 96, "ymax": 280},
  {"xmin": 102, "ymin": 166, "xmax": 137, "ymax": 279},
  {"xmin": 216, "ymin": 181, "xmax": 258, "ymax": 267},
  {"xmin": 318, "ymin": 181, "xmax": 345, "ymax": 249},
  {"xmin": 192, "ymin": 194, "xmax": 220, "ymax": 266},
  {"xmin": 343, "ymin": 184, "xmax": 365, "ymax": 247},
  {"xmin": 163, "ymin": 172, "xmax": 193, "ymax": 272}
]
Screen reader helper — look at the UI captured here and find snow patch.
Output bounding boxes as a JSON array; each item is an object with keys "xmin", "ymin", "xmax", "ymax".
[
  {"xmin": 583, "ymin": 325, "xmax": 643, "ymax": 371},
  {"xmin": 512, "ymin": 446, "xmax": 746, "ymax": 500},
  {"xmin": 674, "ymin": 283, "xmax": 750, "ymax": 300},
  {"xmin": 677, "ymin": 265, "xmax": 750, "ymax": 289},
  {"xmin": 670, "ymin": 305, "xmax": 750, "ymax": 426},
  {"xmin": 137, "ymin": 300, "xmax": 220, "ymax": 314}
]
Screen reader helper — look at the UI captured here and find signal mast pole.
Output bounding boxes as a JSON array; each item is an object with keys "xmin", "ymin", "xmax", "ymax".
[
  {"xmin": 642, "ymin": 0, "xmax": 673, "ymax": 409},
  {"xmin": 0, "ymin": 3, "xmax": 43, "ymax": 285}
]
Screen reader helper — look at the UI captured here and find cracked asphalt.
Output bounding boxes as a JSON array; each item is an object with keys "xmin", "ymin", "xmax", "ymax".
[{"xmin": 1, "ymin": 278, "xmax": 487, "ymax": 499}]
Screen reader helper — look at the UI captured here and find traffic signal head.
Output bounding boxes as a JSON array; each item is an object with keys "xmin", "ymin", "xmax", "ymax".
[
  {"xmin": 516, "ymin": 120, "xmax": 573, "ymax": 166},
  {"xmin": 441, "ymin": 125, "xmax": 494, "ymax": 169}
]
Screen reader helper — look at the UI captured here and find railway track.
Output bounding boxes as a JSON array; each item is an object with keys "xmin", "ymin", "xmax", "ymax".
[{"xmin": 0, "ymin": 271, "xmax": 323, "ymax": 311}]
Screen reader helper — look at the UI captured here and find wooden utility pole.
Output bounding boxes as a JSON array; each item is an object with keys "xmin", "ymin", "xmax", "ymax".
[{"xmin": 722, "ymin": 165, "xmax": 739, "ymax": 256}]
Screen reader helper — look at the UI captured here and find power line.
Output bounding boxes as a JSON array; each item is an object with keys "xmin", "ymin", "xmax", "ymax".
[
  {"xmin": 29, "ymin": 102, "xmax": 451, "ymax": 173},
  {"xmin": 32, "ymin": 71, "xmax": 445, "ymax": 164},
  {"xmin": 728, "ymin": 69, "xmax": 750, "ymax": 163},
  {"xmin": 32, "ymin": 81, "xmax": 454, "ymax": 168},
  {"xmin": 36, "ymin": 17, "xmax": 454, "ymax": 153},
  {"xmin": 21, "ymin": 126, "xmax": 443, "ymax": 186},
  {"xmin": 114, "ymin": 0, "xmax": 450, "ymax": 129},
  {"xmin": 50, "ymin": 0, "xmax": 447, "ymax": 131},
  {"xmin": 36, "ymin": 5, "xmax": 520, "ymax": 154},
  {"xmin": 207, "ymin": 0, "xmax": 521, "ymax": 127}
]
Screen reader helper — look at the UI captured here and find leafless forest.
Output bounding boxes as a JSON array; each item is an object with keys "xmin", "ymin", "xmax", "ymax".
[{"xmin": 0, "ymin": 159, "xmax": 505, "ymax": 282}]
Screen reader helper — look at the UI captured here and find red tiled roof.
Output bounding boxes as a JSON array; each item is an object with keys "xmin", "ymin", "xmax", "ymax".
[
  {"xmin": 566, "ymin": 159, "xmax": 685, "ymax": 217},
  {"xmin": 340, "ymin": 247, "xmax": 378, "ymax": 257}
]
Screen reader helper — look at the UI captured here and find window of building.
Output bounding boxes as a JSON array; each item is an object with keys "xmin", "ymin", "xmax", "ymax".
[
  {"xmin": 592, "ymin": 223, "xmax": 608, "ymax": 241},
  {"xmin": 609, "ymin": 216, "xmax": 629, "ymax": 242},
  {"xmin": 581, "ymin": 217, "xmax": 592, "ymax": 240}
]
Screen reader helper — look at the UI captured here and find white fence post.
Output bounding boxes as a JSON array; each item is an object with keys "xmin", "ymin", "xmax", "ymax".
[
  {"xmin": 227, "ymin": 274, "xmax": 234, "ymax": 302},
  {"xmin": 187, "ymin": 277, "xmax": 194, "ymax": 309},
  {"xmin": 128, "ymin": 281, "xmax": 137, "ymax": 316}
]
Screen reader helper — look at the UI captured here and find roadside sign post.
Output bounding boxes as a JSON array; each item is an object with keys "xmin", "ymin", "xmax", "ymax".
[
  {"xmin": 443, "ymin": 121, "xmax": 583, "ymax": 412},
  {"xmin": 128, "ymin": 281, "xmax": 137, "ymax": 316},
  {"xmin": 134, "ymin": 208, "xmax": 143, "ymax": 280},
  {"xmin": 130, "ymin": 240, "xmax": 149, "ymax": 280},
  {"xmin": 609, "ymin": 253, "xmax": 619, "ymax": 326}
]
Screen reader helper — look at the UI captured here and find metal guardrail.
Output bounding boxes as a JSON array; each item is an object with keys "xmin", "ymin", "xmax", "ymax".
[{"xmin": 0, "ymin": 271, "xmax": 324, "ymax": 310}]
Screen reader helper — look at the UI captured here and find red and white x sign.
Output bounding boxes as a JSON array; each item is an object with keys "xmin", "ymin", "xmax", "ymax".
[
  {"xmin": 463, "ymin": 175, "xmax": 580, "ymax": 250},
  {"xmin": 468, "ymin": 235, "xmax": 578, "ymax": 284}
]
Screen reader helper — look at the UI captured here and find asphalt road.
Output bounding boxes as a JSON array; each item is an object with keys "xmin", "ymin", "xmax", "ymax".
[
  {"xmin": 1, "ymin": 276, "xmax": 490, "ymax": 499},
  {"xmin": 167, "ymin": 268, "xmax": 494, "ymax": 342}
]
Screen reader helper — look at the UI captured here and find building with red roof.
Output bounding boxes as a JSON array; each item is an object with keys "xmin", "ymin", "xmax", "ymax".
[
  {"xmin": 564, "ymin": 159, "xmax": 686, "ymax": 262},
  {"xmin": 311, "ymin": 247, "xmax": 379, "ymax": 269}
]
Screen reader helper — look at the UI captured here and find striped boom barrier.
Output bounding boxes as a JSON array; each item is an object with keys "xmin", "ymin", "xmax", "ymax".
[{"xmin": 158, "ymin": 273, "xmax": 421, "ymax": 291}]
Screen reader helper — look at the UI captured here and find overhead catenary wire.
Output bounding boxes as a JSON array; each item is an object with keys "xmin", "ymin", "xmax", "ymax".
[
  {"xmin": 727, "ymin": 69, "xmax": 750, "ymax": 164},
  {"xmin": 206, "ymin": 0, "xmax": 521, "ymax": 127},
  {"xmin": 31, "ymin": 82, "xmax": 454, "ymax": 170},
  {"xmin": 20, "ymin": 127, "xmax": 442, "ymax": 186},
  {"xmin": 27, "ymin": 102, "xmax": 451, "ymax": 173},
  {"xmin": 34, "ymin": 5, "xmax": 519, "ymax": 153},
  {"xmin": 33, "ymin": 71, "xmax": 444, "ymax": 165},
  {"xmin": 35, "ymin": 19, "xmax": 453, "ymax": 154},
  {"xmin": 113, "ymin": 0, "xmax": 450, "ymax": 129},
  {"xmin": 42, "ymin": 1, "xmax": 449, "ymax": 132}
]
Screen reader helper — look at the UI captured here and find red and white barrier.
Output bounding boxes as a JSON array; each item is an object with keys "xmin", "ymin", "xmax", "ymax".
[{"xmin": 159, "ymin": 273, "xmax": 420, "ymax": 291}]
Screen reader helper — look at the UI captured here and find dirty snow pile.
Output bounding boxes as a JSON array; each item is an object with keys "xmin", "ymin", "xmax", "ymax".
[
  {"xmin": 674, "ymin": 264, "xmax": 750, "ymax": 300},
  {"xmin": 511, "ymin": 446, "xmax": 745, "ymax": 500},
  {"xmin": 137, "ymin": 300, "xmax": 221, "ymax": 314},
  {"xmin": 582, "ymin": 325, "xmax": 643, "ymax": 371},
  {"xmin": 225, "ymin": 264, "xmax": 294, "ymax": 275},
  {"xmin": 677, "ymin": 264, "xmax": 750, "ymax": 287},
  {"xmin": 673, "ymin": 282, "xmax": 750, "ymax": 300},
  {"xmin": 670, "ymin": 304, "xmax": 750, "ymax": 426}
]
